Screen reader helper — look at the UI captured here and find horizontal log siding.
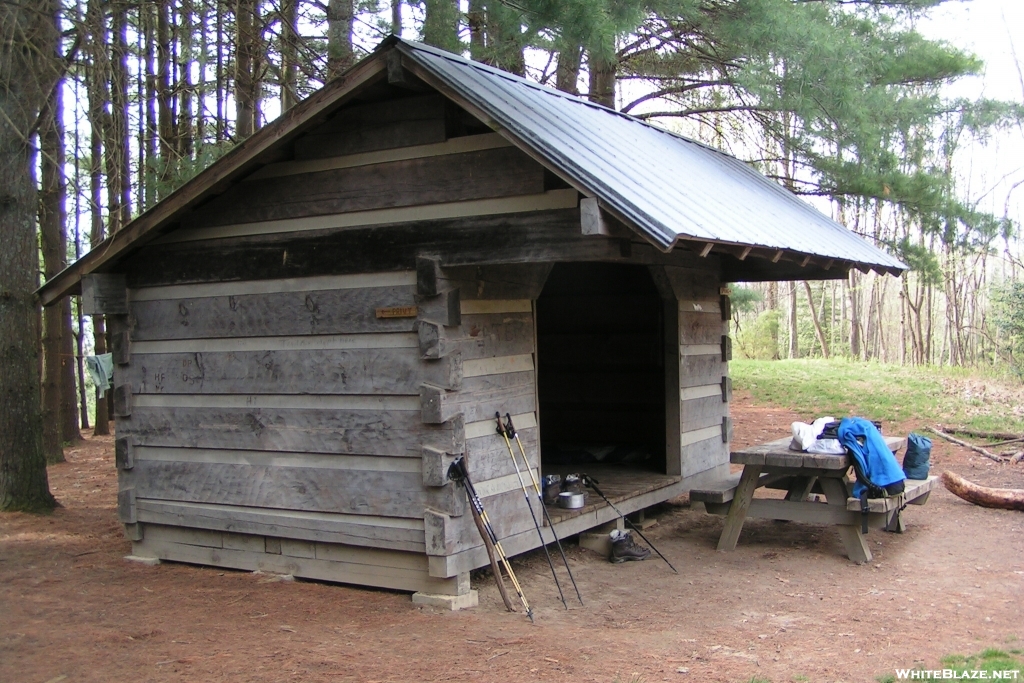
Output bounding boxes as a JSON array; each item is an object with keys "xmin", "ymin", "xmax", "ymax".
[
  {"xmin": 186, "ymin": 146, "xmax": 546, "ymax": 229},
  {"xmin": 421, "ymin": 285, "xmax": 541, "ymax": 559},
  {"xmin": 673, "ymin": 267, "xmax": 729, "ymax": 479}
]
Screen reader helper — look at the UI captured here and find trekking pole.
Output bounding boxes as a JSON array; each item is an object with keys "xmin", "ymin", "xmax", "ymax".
[
  {"xmin": 503, "ymin": 413, "xmax": 584, "ymax": 606},
  {"xmin": 449, "ymin": 457, "xmax": 535, "ymax": 622},
  {"xmin": 467, "ymin": 489, "xmax": 516, "ymax": 612},
  {"xmin": 496, "ymin": 413, "xmax": 568, "ymax": 610},
  {"xmin": 581, "ymin": 474, "xmax": 678, "ymax": 574}
]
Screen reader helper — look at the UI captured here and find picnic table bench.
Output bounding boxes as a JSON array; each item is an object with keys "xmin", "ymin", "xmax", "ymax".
[{"xmin": 691, "ymin": 436, "xmax": 938, "ymax": 563}]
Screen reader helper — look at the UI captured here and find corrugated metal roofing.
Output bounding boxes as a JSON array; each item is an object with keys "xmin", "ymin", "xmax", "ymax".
[{"xmin": 397, "ymin": 40, "xmax": 906, "ymax": 273}]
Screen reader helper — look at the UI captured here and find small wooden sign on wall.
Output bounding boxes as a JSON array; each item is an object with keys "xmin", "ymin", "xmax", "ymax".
[{"xmin": 375, "ymin": 305, "xmax": 418, "ymax": 319}]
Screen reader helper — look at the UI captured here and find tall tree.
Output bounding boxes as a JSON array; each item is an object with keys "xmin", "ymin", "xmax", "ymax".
[
  {"xmin": 0, "ymin": 0, "xmax": 60, "ymax": 511},
  {"xmin": 555, "ymin": 43, "xmax": 582, "ymax": 94},
  {"xmin": 85, "ymin": 0, "xmax": 110, "ymax": 436},
  {"xmin": 327, "ymin": 0, "xmax": 355, "ymax": 79},
  {"xmin": 422, "ymin": 0, "xmax": 460, "ymax": 53},
  {"xmin": 281, "ymin": 0, "xmax": 299, "ymax": 109},
  {"xmin": 39, "ymin": 72, "xmax": 71, "ymax": 464},
  {"xmin": 235, "ymin": 0, "xmax": 257, "ymax": 138}
]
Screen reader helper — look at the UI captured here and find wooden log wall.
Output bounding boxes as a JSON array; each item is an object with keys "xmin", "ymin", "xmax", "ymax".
[
  {"xmin": 108, "ymin": 95, "xmax": 569, "ymax": 591},
  {"xmin": 115, "ymin": 263, "xmax": 550, "ymax": 583},
  {"xmin": 416, "ymin": 262, "xmax": 551, "ymax": 568},
  {"xmin": 106, "ymin": 90, "xmax": 733, "ymax": 587},
  {"xmin": 650, "ymin": 263, "xmax": 732, "ymax": 479}
]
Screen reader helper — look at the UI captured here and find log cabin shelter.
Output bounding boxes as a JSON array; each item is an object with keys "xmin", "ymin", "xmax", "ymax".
[{"xmin": 39, "ymin": 37, "xmax": 905, "ymax": 606}]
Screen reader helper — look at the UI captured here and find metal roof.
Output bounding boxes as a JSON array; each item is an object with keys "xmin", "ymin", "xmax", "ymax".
[{"xmin": 397, "ymin": 40, "xmax": 906, "ymax": 274}]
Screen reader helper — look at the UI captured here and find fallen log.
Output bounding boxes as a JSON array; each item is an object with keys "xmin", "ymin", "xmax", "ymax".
[
  {"xmin": 942, "ymin": 471, "xmax": 1024, "ymax": 511},
  {"xmin": 940, "ymin": 426, "xmax": 1024, "ymax": 442},
  {"xmin": 927, "ymin": 426, "xmax": 1006, "ymax": 463}
]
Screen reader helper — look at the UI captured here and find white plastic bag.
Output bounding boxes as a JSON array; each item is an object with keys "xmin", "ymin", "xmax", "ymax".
[{"xmin": 790, "ymin": 416, "xmax": 845, "ymax": 454}]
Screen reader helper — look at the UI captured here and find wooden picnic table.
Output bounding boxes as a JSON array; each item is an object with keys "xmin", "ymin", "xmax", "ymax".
[{"xmin": 691, "ymin": 435, "xmax": 937, "ymax": 563}]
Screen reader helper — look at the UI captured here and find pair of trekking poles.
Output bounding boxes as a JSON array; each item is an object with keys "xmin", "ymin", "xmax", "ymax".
[
  {"xmin": 447, "ymin": 413, "xmax": 582, "ymax": 621},
  {"xmin": 447, "ymin": 412, "xmax": 677, "ymax": 621}
]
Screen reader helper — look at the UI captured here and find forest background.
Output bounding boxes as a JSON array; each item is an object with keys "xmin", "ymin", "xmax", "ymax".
[{"xmin": 1, "ymin": 0, "xmax": 1023, "ymax": 509}]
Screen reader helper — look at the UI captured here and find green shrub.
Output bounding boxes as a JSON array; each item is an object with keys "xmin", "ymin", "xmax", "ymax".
[{"xmin": 736, "ymin": 309, "xmax": 781, "ymax": 360}]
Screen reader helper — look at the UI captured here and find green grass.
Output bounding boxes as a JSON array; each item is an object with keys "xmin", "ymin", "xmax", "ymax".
[
  {"xmin": 941, "ymin": 648, "xmax": 1024, "ymax": 675},
  {"xmin": 731, "ymin": 358, "xmax": 1024, "ymax": 434},
  {"xmin": 874, "ymin": 647, "xmax": 1024, "ymax": 682}
]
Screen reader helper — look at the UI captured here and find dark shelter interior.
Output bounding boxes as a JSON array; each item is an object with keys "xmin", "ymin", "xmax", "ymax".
[{"xmin": 536, "ymin": 262, "xmax": 667, "ymax": 482}]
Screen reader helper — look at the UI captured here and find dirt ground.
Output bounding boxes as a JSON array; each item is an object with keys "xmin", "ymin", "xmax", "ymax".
[{"xmin": 3, "ymin": 393, "xmax": 1023, "ymax": 683}]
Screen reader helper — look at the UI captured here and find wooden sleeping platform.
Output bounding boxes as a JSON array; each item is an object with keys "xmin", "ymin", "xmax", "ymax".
[{"xmin": 543, "ymin": 466, "xmax": 681, "ymax": 525}]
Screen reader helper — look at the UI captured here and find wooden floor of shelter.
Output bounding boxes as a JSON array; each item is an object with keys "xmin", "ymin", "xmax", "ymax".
[{"xmin": 542, "ymin": 466, "xmax": 681, "ymax": 525}]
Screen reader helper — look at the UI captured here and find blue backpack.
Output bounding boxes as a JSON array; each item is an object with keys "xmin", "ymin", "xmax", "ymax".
[{"xmin": 837, "ymin": 417, "xmax": 906, "ymax": 532}]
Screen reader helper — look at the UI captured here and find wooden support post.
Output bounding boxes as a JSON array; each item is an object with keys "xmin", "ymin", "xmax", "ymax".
[
  {"xmin": 717, "ymin": 465, "xmax": 762, "ymax": 551},
  {"xmin": 721, "ymin": 376, "xmax": 732, "ymax": 403},
  {"xmin": 720, "ymin": 335, "xmax": 732, "ymax": 362}
]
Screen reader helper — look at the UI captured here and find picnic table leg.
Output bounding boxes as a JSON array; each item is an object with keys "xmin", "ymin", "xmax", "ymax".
[
  {"xmin": 884, "ymin": 506, "xmax": 906, "ymax": 533},
  {"xmin": 785, "ymin": 476, "xmax": 817, "ymax": 502},
  {"xmin": 717, "ymin": 465, "xmax": 762, "ymax": 552},
  {"xmin": 819, "ymin": 477, "xmax": 872, "ymax": 563}
]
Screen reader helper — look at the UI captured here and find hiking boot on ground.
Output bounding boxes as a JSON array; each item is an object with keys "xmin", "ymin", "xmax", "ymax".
[{"xmin": 609, "ymin": 529, "xmax": 651, "ymax": 563}]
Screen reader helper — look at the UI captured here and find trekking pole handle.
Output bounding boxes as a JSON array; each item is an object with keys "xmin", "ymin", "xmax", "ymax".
[
  {"xmin": 503, "ymin": 413, "xmax": 517, "ymax": 439},
  {"xmin": 495, "ymin": 412, "xmax": 507, "ymax": 436}
]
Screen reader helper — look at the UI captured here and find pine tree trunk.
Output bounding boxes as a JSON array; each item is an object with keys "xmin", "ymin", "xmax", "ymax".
[
  {"xmin": 215, "ymin": 0, "xmax": 225, "ymax": 142},
  {"xmin": 178, "ymin": 0, "xmax": 194, "ymax": 159},
  {"xmin": 466, "ymin": 0, "xmax": 484, "ymax": 62},
  {"xmin": 110, "ymin": 0, "xmax": 131, "ymax": 228},
  {"xmin": 39, "ymin": 78, "xmax": 68, "ymax": 464},
  {"xmin": 0, "ymin": 0, "xmax": 58, "ymax": 511},
  {"xmin": 143, "ymin": 0, "xmax": 157, "ymax": 208},
  {"xmin": 281, "ymin": 0, "xmax": 298, "ymax": 110},
  {"xmin": 327, "ymin": 0, "xmax": 355, "ymax": 79},
  {"xmin": 588, "ymin": 48, "xmax": 616, "ymax": 108},
  {"xmin": 391, "ymin": 0, "xmax": 402, "ymax": 35},
  {"xmin": 195, "ymin": 0, "xmax": 207, "ymax": 145},
  {"xmin": 85, "ymin": 7, "xmax": 110, "ymax": 435},
  {"xmin": 235, "ymin": 0, "xmax": 256, "ymax": 138},
  {"xmin": 157, "ymin": 0, "xmax": 175, "ymax": 164}
]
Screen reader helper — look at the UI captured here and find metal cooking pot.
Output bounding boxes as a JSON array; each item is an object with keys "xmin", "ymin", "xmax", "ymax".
[{"xmin": 557, "ymin": 491, "xmax": 586, "ymax": 509}]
